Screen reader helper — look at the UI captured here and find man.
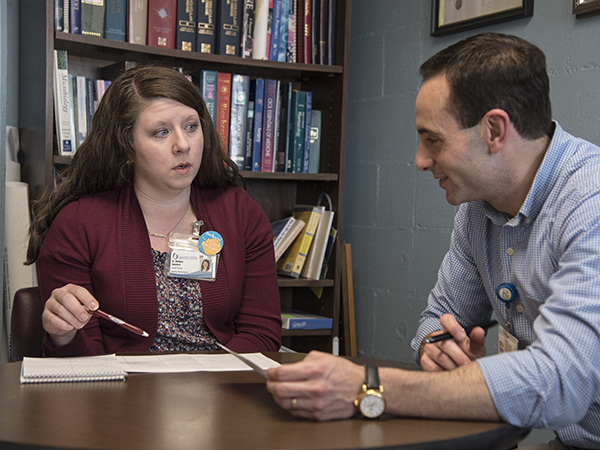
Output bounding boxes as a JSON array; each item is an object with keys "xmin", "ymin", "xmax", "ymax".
[{"xmin": 266, "ymin": 33, "xmax": 600, "ymax": 450}]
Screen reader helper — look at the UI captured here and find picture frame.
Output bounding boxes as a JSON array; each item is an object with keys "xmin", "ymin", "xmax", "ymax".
[
  {"xmin": 573, "ymin": 0, "xmax": 600, "ymax": 17},
  {"xmin": 431, "ymin": 0, "xmax": 534, "ymax": 37}
]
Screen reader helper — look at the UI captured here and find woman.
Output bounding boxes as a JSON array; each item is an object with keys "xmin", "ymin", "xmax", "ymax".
[{"xmin": 26, "ymin": 65, "xmax": 281, "ymax": 356}]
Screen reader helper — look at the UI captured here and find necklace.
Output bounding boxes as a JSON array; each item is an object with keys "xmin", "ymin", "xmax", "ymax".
[{"xmin": 148, "ymin": 202, "xmax": 191, "ymax": 239}]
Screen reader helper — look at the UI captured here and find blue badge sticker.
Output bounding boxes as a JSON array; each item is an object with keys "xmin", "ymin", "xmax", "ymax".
[{"xmin": 198, "ymin": 231, "xmax": 223, "ymax": 255}]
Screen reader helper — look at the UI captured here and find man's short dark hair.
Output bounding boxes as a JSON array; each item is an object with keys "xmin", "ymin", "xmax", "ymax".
[{"xmin": 419, "ymin": 33, "xmax": 553, "ymax": 140}]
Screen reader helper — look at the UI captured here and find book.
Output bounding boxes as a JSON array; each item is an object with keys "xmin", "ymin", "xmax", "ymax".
[
  {"xmin": 216, "ymin": 0, "xmax": 242, "ymax": 56},
  {"xmin": 20, "ymin": 354, "xmax": 127, "ymax": 384},
  {"xmin": 229, "ymin": 74, "xmax": 251, "ymax": 170},
  {"xmin": 281, "ymin": 310, "xmax": 333, "ymax": 330},
  {"xmin": 243, "ymin": 100, "xmax": 255, "ymax": 170},
  {"xmin": 302, "ymin": 90, "xmax": 312, "ymax": 173},
  {"xmin": 128, "ymin": 0, "xmax": 148, "ymax": 45},
  {"xmin": 54, "ymin": 0, "xmax": 65, "ymax": 31},
  {"xmin": 311, "ymin": 0, "xmax": 319, "ymax": 63},
  {"xmin": 85, "ymin": 77, "xmax": 95, "ymax": 132},
  {"xmin": 105, "ymin": 0, "xmax": 126, "ymax": 40},
  {"xmin": 216, "ymin": 72, "xmax": 232, "ymax": 151},
  {"xmin": 250, "ymin": 78, "xmax": 265, "ymax": 171},
  {"xmin": 308, "ymin": 109, "xmax": 321, "ymax": 173},
  {"xmin": 81, "ymin": 0, "xmax": 106, "ymax": 37},
  {"xmin": 276, "ymin": 81, "xmax": 292, "ymax": 172},
  {"xmin": 271, "ymin": 216, "xmax": 296, "ymax": 248},
  {"xmin": 274, "ymin": 218, "xmax": 305, "ymax": 261},
  {"xmin": 290, "ymin": 90, "xmax": 306, "ymax": 173},
  {"xmin": 311, "ymin": 225, "xmax": 337, "ymax": 298},
  {"xmin": 252, "ymin": 0, "xmax": 269, "ymax": 60},
  {"xmin": 68, "ymin": 74, "xmax": 79, "ymax": 153},
  {"xmin": 300, "ymin": 193, "xmax": 334, "ymax": 279},
  {"xmin": 147, "ymin": 0, "xmax": 177, "ymax": 49},
  {"xmin": 70, "ymin": 0, "xmax": 82, "ymax": 34},
  {"xmin": 198, "ymin": 69, "xmax": 217, "ymax": 124},
  {"xmin": 287, "ymin": 0, "xmax": 296, "ymax": 62},
  {"xmin": 318, "ymin": 0, "xmax": 328, "ymax": 64},
  {"xmin": 176, "ymin": 0, "xmax": 197, "ymax": 51},
  {"xmin": 277, "ymin": 0, "xmax": 290, "ymax": 61},
  {"xmin": 261, "ymin": 79, "xmax": 280, "ymax": 172},
  {"xmin": 268, "ymin": 0, "xmax": 283, "ymax": 61},
  {"xmin": 75, "ymin": 76, "xmax": 88, "ymax": 148},
  {"xmin": 241, "ymin": 0, "xmax": 255, "ymax": 58},
  {"xmin": 327, "ymin": 0, "xmax": 336, "ymax": 65},
  {"xmin": 264, "ymin": 0, "xmax": 273, "ymax": 59},
  {"xmin": 302, "ymin": 0, "xmax": 312, "ymax": 63},
  {"xmin": 277, "ymin": 204, "xmax": 322, "ymax": 278},
  {"xmin": 63, "ymin": 0, "xmax": 70, "ymax": 32},
  {"xmin": 196, "ymin": 0, "xmax": 216, "ymax": 53},
  {"xmin": 53, "ymin": 50, "xmax": 74, "ymax": 156}
]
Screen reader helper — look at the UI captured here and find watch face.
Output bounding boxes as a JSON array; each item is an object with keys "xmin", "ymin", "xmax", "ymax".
[{"xmin": 360, "ymin": 392, "xmax": 386, "ymax": 418}]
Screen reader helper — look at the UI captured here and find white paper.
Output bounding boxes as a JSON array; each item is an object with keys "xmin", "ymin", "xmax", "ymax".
[{"xmin": 115, "ymin": 353, "xmax": 281, "ymax": 373}]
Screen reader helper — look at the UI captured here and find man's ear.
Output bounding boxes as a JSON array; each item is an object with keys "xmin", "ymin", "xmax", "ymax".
[{"xmin": 481, "ymin": 109, "xmax": 510, "ymax": 154}]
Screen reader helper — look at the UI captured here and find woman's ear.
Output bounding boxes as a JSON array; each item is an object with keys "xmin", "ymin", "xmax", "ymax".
[{"xmin": 481, "ymin": 109, "xmax": 510, "ymax": 154}]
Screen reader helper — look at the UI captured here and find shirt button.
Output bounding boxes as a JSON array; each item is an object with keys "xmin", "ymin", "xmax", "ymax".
[
  {"xmin": 516, "ymin": 305, "xmax": 524, "ymax": 313},
  {"xmin": 506, "ymin": 248, "xmax": 515, "ymax": 256}
]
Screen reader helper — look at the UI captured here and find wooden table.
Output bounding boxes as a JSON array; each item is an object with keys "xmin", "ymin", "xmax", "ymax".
[{"xmin": 0, "ymin": 353, "xmax": 529, "ymax": 450}]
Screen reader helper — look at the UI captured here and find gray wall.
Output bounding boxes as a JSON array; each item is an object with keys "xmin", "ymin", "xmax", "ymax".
[{"xmin": 344, "ymin": 1, "xmax": 600, "ymax": 445}]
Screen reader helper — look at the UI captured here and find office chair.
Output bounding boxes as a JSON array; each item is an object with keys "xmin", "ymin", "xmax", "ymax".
[{"xmin": 10, "ymin": 286, "xmax": 45, "ymax": 362}]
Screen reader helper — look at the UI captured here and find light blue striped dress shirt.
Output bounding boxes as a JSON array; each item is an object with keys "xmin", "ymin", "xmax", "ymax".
[{"xmin": 411, "ymin": 122, "xmax": 600, "ymax": 449}]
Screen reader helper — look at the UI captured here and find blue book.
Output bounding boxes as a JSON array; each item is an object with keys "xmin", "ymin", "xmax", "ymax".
[
  {"xmin": 302, "ymin": 91, "xmax": 312, "ymax": 173},
  {"xmin": 200, "ymin": 70, "xmax": 218, "ymax": 125},
  {"xmin": 70, "ymin": 0, "xmax": 82, "ymax": 34},
  {"xmin": 290, "ymin": 90, "xmax": 306, "ymax": 173},
  {"xmin": 281, "ymin": 310, "xmax": 333, "ymax": 330},
  {"xmin": 251, "ymin": 78, "xmax": 265, "ymax": 172},
  {"xmin": 104, "ymin": 0, "xmax": 126, "ymax": 41},
  {"xmin": 277, "ymin": 0, "xmax": 290, "ymax": 62},
  {"xmin": 269, "ymin": 0, "xmax": 283, "ymax": 61},
  {"xmin": 176, "ymin": 0, "xmax": 197, "ymax": 51}
]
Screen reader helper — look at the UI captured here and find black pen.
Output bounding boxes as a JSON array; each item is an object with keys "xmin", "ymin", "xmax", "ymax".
[{"xmin": 425, "ymin": 320, "xmax": 498, "ymax": 344}]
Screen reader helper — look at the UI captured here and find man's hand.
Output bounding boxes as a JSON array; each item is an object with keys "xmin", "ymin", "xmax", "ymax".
[
  {"xmin": 420, "ymin": 314, "xmax": 488, "ymax": 371},
  {"xmin": 266, "ymin": 350, "xmax": 364, "ymax": 421}
]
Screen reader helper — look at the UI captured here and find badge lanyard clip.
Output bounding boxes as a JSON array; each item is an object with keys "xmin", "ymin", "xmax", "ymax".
[{"xmin": 496, "ymin": 282, "xmax": 516, "ymax": 330}]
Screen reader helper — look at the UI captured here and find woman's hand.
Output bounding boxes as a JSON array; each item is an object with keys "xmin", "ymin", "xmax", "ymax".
[
  {"xmin": 420, "ymin": 314, "xmax": 488, "ymax": 372},
  {"xmin": 42, "ymin": 284, "xmax": 99, "ymax": 347}
]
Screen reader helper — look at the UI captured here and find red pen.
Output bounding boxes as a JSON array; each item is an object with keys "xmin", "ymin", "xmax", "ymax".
[{"xmin": 85, "ymin": 307, "xmax": 149, "ymax": 338}]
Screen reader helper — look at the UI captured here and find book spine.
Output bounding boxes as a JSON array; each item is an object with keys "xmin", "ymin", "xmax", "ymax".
[
  {"xmin": 265, "ymin": 0, "xmax": 273, "ymax": 59},
  {"xmin": 250, "ymin": 78, "xmax": 265, "ymax": 171},
  {"xmin": 147, "ymin": 0, "xmax": 177, "ymax": 49},
  {"xmin": 327, "ymin": 0, "xmax": 336, "ymax": 65},
  {"xmin": 85, "ymin": 77, "xmax": 95, "ymax": 133},
  {"xmin": 68, "ymin": 74, "xmax": 79, "ymax": 153},
  {"xmin": 200, "ymin": 70, "xmax": 218, "ymax": 125},
  {"xmin": 261, "ymin": 79, "xmax": 278, "ymax": 172},
  {"xmin": 81, "ymin": 0, "xmax": 105, "ymax": 37},
  {"xmin": 276, "ymin": 82, "xmax": 292, "ymax": 172},
  {"xmin": 301, "ymin": 0, "xmax": 311, "ymax": 64},
  {"xmin": 244, "ymin": 100, "xmax": 255, "ymax": 170},
  {"xmin": 241, "ymin": 0, "xmax": 255, "ymax": 58},
  {"xmin": 70, "ymin": 0, "xmax": 82, "ymax": 34},
  {"xmin": 76, "ymin": 76, "xmax": 88, "ymax": 148},
  {"xmin": 128, "ymin": 0, "xmax": 148, "ymax": 44},
  {"xmin": 176, "ymin": 0, "xmax": 197, "ymax": 51},
  {"xmin": 216, "ymin": 0, "xmax": 242, "ymax": 56},
  {"xmin": 302, "ymin": 91, "xmax": 312, "ymax": 173},
  {"xmin": 308, "ymin": 109, "xmax": 321, "ymax": 173},
  {"xmin": 229, "ymin": 74, "xmax": 250, "ymax": 170},
  {"xmin": 277, "ymin": 206, "xmax": 322, "ymax": 278},
  {"xmin": 311, "ymin": 0, "xmax": 319, "ymax": 63},
  {"xmin": 291, "ymin": 90, "xmax": 306, "ymax": 173},
  {"xmin": 104, "ymin": 0, "xmax": 126, "ymax": 40},
  {"xmin": 295, "ymin": 0, "xmax": 304, "ymax": 64},
  {"xmin": 53, "ymin": 50, "xmax": 73, "ymax": 155},
  {"xmin": 216, "ymin": 72, "xmax": 232, "ymax": 152},
  {"xmin": 96, "ymin": 79, "xmax": 107, "ymax": 103},
  {"xmin": 252, "ymin": 0, "xmax": 269, "ymax": 60},
  {"xmin": 277, "ymin": 0, "xmax": 290, "ymax": 62},
  {"xmin": 287, "ymin": 0, "xmax": 296, "ymax": 62},
  {"xmin": 55, "ymin": 0, "xmax": 64, "ymax": 32},
  {"xmin": 318, "ymin": 0, "xmax": 327, "ymax": 64},
  {"xmin": 63, "ymin": 0, "xmax": 70, "ymax": 33},
  {"xmin": 268, "ymin": 0, "xmax": 282, "ymax": 61},
  {"xmin": 197, "ymin": 0, "xmax": 216, "ymax": 53}
]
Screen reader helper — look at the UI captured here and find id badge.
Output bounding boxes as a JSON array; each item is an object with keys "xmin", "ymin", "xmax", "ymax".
[
  {"xmin": 498, "ymin": 327, "xmax": 518, "ymax": 353},
  {"xmin": 165, "ymin": 233, "xmax": 218, "ymax": 281}
]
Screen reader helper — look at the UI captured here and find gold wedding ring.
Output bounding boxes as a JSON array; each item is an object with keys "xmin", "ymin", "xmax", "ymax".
[{"xmin": 291, "ymin": 397, "xmax": 298, "ymax": 410}]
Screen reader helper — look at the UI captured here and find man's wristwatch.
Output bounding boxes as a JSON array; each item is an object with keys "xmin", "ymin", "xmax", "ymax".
[{"xmin": 354, "ymin": 365, "xmax": 386, "ymax": 419}]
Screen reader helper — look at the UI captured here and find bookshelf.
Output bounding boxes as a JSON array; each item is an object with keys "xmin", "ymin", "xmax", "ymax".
[{"xmin": 18, "ymin": 0, "xmax": 351, "ymax": 354}]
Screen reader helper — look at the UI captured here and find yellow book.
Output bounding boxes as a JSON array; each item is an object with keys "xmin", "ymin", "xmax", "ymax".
[{"xmin": 277, "ymin": 205, "xmax": 323, "ymax": 278}]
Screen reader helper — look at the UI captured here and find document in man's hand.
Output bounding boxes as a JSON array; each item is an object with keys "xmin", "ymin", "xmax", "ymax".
[{"xmin": 20, "ymin": 354, "xmax": 127, "ymax": 384}]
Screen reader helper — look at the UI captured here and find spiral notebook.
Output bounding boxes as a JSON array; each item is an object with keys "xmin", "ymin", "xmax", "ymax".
[{"xmin": 20, "ymin": 354, "xmax": 127, "ymax": 384}]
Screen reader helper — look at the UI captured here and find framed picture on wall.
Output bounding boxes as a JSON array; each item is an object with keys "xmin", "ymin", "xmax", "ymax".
[
  {"xmin": 431, "ymin": 0, "xmax": 534, "ymax": 36},
  {"xmin": 573, "ymin": 0, "xmax": 600, "ymax": 17}
]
